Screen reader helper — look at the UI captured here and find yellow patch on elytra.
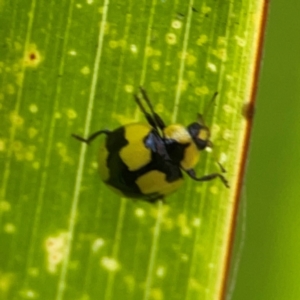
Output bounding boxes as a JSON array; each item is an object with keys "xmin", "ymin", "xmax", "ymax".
[
  {"xmin": 136, "ymin": 170, "xmax": 183, "ymax": 196},
  {"xmin": 120, "ymin": 124, "xmax": 152, "ymax": 171}
]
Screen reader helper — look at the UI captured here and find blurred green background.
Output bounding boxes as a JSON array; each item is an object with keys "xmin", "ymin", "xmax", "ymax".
[{"xmin": 231, "ymin": 0, "xmax": 300, "ymax": 299}]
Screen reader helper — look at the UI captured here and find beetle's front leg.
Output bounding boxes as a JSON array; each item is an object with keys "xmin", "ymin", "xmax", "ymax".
[{"xmin": 185, "ymin": 168, "xmax": 229, "ymax": 188}]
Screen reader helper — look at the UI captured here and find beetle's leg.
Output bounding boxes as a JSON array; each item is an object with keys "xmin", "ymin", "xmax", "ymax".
[
  {"xmin": 72, "ymin": 130, "xmax": 110, "ymax": 145},
  {"xmin": 201, "ymin": 92, "xmax": 218, "ymax": 121},
  {"xmin": 139, "ymin": 86, "xmax": 166, "ymax": 130},
  {"xmin": 217, "ymin": 161, "xmax": 227, "ymax": 173},
  {"xmin": 185, "ymin": 168, "xmax": 229, "ymax": 188},
  {"xmin": 203, "ymin": 141, "xmax": 227, "ymax": 174}
]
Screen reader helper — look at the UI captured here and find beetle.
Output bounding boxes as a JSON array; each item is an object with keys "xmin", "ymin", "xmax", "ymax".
[{"xmin": 72, "ymin": 87, "xmax": 229, "ymax": 203}]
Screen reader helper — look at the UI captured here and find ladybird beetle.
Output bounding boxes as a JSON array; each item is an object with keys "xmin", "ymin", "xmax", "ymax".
[{"xmin": 72, "ymin": 87, "xmax": 229, "ymax": 203}]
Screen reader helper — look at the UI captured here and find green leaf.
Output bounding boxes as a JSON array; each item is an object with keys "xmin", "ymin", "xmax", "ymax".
[{"xmin": 0, "ymin": 0, "xmax": 266, "ymax": 299}]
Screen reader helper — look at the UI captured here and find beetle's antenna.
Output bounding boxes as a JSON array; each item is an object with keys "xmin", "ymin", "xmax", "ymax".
[
  {"xmin": 199, "ymin": 92, "xmax": 218, "ymax": 126},
  {"xmin": 204, "ymin": 91, "xmax": 218, "ymax": 117},
  {"xmin": 201, "ymin": 92, "xmax": 228, "ymax": 179},
  {"xmin": 139, "ymin": 86, "xmax": 157, "ymax": 118},
  {"xmin": 137, "ymin": 86, "xmax": 166, "ymax": 131}
]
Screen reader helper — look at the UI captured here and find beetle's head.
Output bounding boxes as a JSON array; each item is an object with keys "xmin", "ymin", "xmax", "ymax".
[{"xmin": 187, "ymin": 113, "xmax": 212, "ymax": 150}]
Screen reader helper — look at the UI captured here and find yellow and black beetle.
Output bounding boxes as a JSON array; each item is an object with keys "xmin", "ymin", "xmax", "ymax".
[{"xmin": 72, "ymin": 87, "xmax": 229, "ymax": 203}]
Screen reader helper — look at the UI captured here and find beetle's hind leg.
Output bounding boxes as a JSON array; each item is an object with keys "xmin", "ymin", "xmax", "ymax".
[
  {"xmin": 185, "ymin": 168, "xmax": 229, "ymax": 188},
  {"xmin": 135, "ymin": 86, "xmax": 166, "ymax": 131},
  {"xmin": 72, "ymin": 130, "xmax": 110, "ymax": 144}
]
